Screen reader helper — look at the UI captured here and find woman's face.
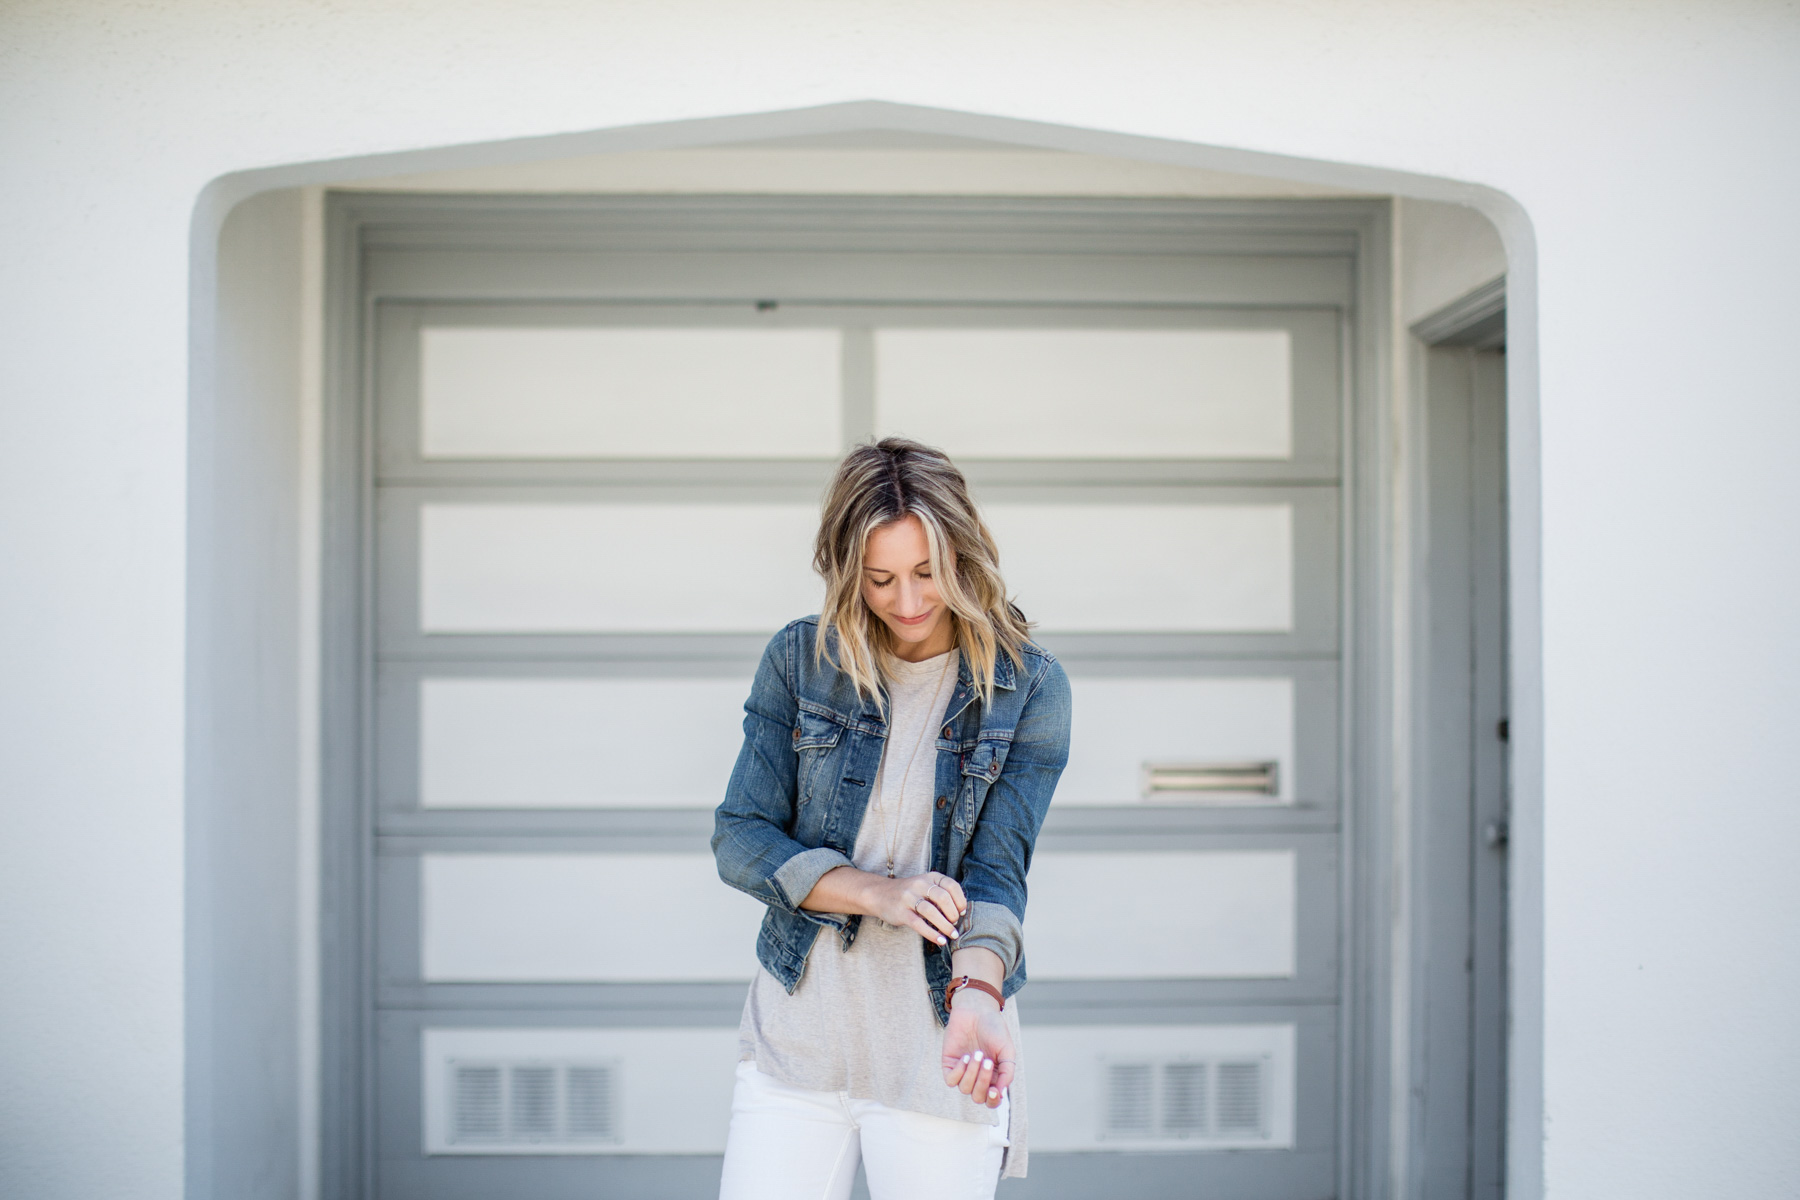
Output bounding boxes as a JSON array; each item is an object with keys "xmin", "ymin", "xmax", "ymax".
[{"xmin": 861, "ymin": 514, "xmax": 953, "ymax": 659}]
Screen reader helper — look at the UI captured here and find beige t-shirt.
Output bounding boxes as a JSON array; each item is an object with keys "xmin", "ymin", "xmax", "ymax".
[{"xmin": 737, "ymin": 649, "xmax": 1028, "ymax": 1172}]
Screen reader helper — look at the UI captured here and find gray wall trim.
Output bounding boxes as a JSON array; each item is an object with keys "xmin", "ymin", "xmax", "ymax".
[
  {"xmin": 167, "ymin": 100, "xmax": 1543, "ymax": 1200},
  {"xmin": 379, "ymin": 982, "xmax": 1346, "ymax": 1018},
  {"xmin": 320, "ymin": 197, "xmax": 376, "ymax": 1200},
  {"xmin": 373, "ymin": 806, "xmax": 1341, "ymax": 844},
  {"xmin": 355, "ymin": 195, "xmax": 1368, "ymax": 258},
  {"xmin": 185, "ymin": 191, "xmax": 308, "ymax": 1200},
  {"xmin": 1499, "ymin": 228, "xmax": 1544, "ymax": 1200},
  {"xmin": 1340, "ymin": 202, "xmax": 1396, "ymax": 1200},
  {"xmin": 1412, "ymin": 276, "xmax": 1506, "ymax": 349}
]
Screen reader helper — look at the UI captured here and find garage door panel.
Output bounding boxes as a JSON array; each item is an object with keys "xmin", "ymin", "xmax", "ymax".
[
  {"xmin": 417, "ymin": 326, "xmax": 843, "ymax": 461},
  {"xmin": 371, "ymin": 1009, "xmax": 1338, "ymax": 1198},
  {"xmin": 374, "ymin": 661, "xmax": 1337, "ymax": 819},
  {"xmin": 374, "ymin": 487, "xmax": 1337, "ymax": 649}
]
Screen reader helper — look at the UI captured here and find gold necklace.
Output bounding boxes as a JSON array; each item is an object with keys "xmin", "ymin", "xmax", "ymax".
[{"xmin": 874, "ymin": 649, "xmax": 956, "ymax": 879}]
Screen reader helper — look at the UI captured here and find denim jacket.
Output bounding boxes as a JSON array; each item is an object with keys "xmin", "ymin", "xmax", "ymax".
[{"xmin": 712, "ymin": 616, "xmax": 1072, "ymax": 1023}]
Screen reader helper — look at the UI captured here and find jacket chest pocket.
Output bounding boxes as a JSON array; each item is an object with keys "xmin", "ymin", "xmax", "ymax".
[
  {"xmin": 954, "ymin": 739, "xmax": 1011, "ymax": 834},
  {"xmin": 793, "ymin": 712, "xmax": 845, "ymax": 805}
]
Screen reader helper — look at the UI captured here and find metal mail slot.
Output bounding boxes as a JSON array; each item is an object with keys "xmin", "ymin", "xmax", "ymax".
[{"xmin": 1140, "ymin": 760, "xmax": 1281, "ymax": 803}]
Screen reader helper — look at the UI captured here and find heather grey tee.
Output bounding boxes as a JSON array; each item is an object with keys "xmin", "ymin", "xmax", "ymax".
[{"xmin": 738, "ymin": 648, "xmax": 1029, "ymax": 1176}]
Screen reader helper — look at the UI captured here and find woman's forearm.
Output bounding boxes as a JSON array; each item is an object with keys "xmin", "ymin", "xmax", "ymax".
[
  {"xmin": 798, "ymin": 864, "xmax": 885, "ymax": 916},
  {"xmin": 801, "ymin": 865, "xmax": 971, "ymax": 948}
]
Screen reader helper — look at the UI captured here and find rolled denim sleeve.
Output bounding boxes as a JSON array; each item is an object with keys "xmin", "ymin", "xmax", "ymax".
[
  {"xmin": 771, "ymin": 846, "xmax": 855, "ymax": 913},
  {"xmin": 712, "ymin": 626, "xmax": 852, "ymax": 918},
  {"xmin": 957, "ymin": 900, "xmax": 1025, "ymax": 975},
  {"xmin": 957, "ymin": 658, "xmax": 1073, "ymax": 979}
]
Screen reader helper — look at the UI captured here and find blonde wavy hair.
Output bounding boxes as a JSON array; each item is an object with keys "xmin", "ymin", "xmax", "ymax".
[{"xmin": 814, "ymin": 437, "xmax": 1031, "ymax": 709}]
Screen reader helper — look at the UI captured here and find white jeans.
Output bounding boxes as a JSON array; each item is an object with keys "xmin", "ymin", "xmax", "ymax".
[{"xmin": 718, "ymin": 1060, "xmax": 1008, "ymax": 1200}]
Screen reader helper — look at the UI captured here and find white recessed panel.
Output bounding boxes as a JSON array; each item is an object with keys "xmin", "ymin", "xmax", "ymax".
[
  {"xmin": 1025, "ymin": 851, "xmax": 1295, "ymax": 978},
  {"xmin": 984, "ymin": 503, "xmax": 1293, "ymax": 632},
  {"xmin": 875, "ymin": 328, "xmax": 1291, "ymax": 459},
  {"xmin": 421, "ymin": 854, "xmax": 766, "ymax": 981},
  {"xmin": 420, "ymin": 327, "xmax": 843, "ymax": 458},
  {"xmin": 420, "ymin": 677, "xmax": 751, "ymax": 808},
  {"xmin": 1058, "ymin": 677, "xmax": 1295, "ymax": 805},
  {"xmin": 418, "ymin": 503, "xmax": 821, "ymax": 632},
  {"xmin": 1025, "ymin": 1024, "xmax": 1296, "ymax": 1151},
  {"xmin": 423, "ymin": 1027, "xmax": 741, "ymax": 1154}
]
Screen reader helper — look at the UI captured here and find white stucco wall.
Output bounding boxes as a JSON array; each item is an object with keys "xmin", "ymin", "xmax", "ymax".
[{"xmin": 2, "ymin": 4, "xmax": 1798, "ymax": 1199}]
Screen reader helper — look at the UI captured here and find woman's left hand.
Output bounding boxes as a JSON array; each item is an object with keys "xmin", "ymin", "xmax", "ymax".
[{"xmin": 941, "ymin": 992, "xmax": 1014, "ymax": 1109}]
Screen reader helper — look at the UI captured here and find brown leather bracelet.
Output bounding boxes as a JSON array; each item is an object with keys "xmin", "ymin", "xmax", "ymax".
[{"xmin": 944, "ymin": 975, "xmax": 1005, "ymax": 1012}]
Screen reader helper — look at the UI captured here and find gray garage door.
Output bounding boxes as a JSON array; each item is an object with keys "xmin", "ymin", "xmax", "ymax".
[{"xmin": 334, "ymin": 196, "xmax": 1380, "ymax": 1199}]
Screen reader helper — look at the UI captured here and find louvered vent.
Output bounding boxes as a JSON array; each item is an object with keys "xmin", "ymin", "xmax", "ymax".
[
  {"xmin": 1161, "ymin": 1061, "xmax": 1208, "ymax": 1134},
  {"xmin": 1101, "ymin": 1056, "xmax": 1268, "ymax": 1142},
  {"xmin": 1215, "ymin": 1061, "xmax": 1264, "ymax": 1135},
  {"xmin": 448, "ymin": 1060, "xmax": 619, "ymax": 1146},
  {"xmin": 566, "ymin": 1066, "xmax": 616, "ymax": 1139},
  {"xmin": 1105, "ymin": 1063, "xmax": 1154, "ymax": 1136},
  {"xmin": 452, "ymin": 1066, "xmax": 503, "ymax": 1142}
]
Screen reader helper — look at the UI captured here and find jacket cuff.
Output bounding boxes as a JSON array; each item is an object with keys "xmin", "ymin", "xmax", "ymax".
[
  {"xmin": 956, "ymin": 900, "xmax": 1023, "ymax": 978},
  {"xmin": 771, "ymin": 846, "xmax": 855, "ymax": 915}
]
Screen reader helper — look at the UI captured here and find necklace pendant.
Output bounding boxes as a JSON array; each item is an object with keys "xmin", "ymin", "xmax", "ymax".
[{"xmin": 886, "ymin": 861, "xmax": 896, "ymax": 879}]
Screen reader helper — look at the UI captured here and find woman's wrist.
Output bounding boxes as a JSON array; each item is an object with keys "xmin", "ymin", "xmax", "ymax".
[
  {"xmin": 947, "ymin": 979, "xmax": 1002, "ymax": 1013},
  {"xmin": 853, "ymin": 870, "xmax": 891, "ymax": 917},
  {"xmin": 945, "ymin": 941, "xmax": 1006, "ymax": 1015}
]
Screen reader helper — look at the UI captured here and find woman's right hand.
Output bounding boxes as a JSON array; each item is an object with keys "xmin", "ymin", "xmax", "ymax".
[{"xmin": 865, "ymin": 871, "xmax": 966, "ymax": 946}]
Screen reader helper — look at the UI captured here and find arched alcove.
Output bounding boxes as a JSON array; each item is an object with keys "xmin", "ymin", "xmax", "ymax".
[{"xmin": 189, "ymin": 102, "xmax": 1538, "ymax": 1200}]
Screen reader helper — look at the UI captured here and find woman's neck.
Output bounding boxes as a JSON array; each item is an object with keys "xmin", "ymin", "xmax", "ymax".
[{"xmin": 889, "ymin": 623, "xmax": 956, "ymax": 663}]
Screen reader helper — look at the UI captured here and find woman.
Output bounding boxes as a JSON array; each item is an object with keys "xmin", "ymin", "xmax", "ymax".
[{"xmin": 712, "ymin": 437, "xmax": 1071, "ymax": 1199}]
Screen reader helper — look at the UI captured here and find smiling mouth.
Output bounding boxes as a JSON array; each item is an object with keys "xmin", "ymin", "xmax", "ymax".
[{"xmin": 893, "ymin": 609, "xmax": 933, "ymax": 627}]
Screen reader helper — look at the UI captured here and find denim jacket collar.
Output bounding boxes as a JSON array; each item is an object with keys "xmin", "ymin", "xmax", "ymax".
[{"xmin": 936, "ymin": 643, "xmax": 1016, "ymax": 731}]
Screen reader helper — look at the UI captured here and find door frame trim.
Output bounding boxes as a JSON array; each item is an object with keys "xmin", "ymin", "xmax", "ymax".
[
  {"xmin": 1407, "ymin": 282, "xmax": 1512, "ymax": 1196},
  {"xmin": 321, "ymin": 191, "xmax": 1398, "ymax": 1196},
  {"xmin": 1412, "ymin": 276, "xmax": 1506, "ymax": 349}
]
